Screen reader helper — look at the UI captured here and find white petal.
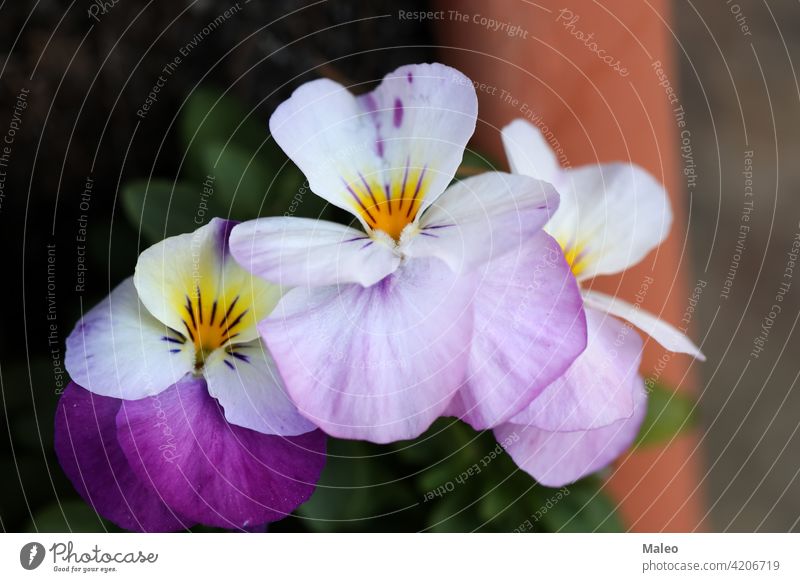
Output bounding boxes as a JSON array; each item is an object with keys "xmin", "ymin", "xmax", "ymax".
[
  {"xmin": 404, "ymin": 172, "xmax": 559, "ymax": 274},
  {"xmin": 583, "ymin": 289, "xmax": 705, "ymax": 360},
  {"xmin": 501, "ymin": 119, "xmax": 562, "ymax": 184},
  {"xmin": 229, "ymin": 217, "xmax": 400, "ymax": 288},
  {"xmin": 204, "ymin": 338, "xmax": 316, "ymax": 436},
  {"xmin": 65, "ymin": 278, "xmax": 194, "ymax": 399},
  {"xmin": 546, "ymin": 163, "xmax": 672, "ymax": 281},
  {"xmin": 134, "ymin": 218, "xmax": 281, "ymax": 343},
  {"xmin": 269, "ymin": 64, "xmax": 477, "ymax": 235}
]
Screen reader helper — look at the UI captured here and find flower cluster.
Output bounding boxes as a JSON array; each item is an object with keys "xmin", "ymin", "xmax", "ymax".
[{"xmin": 55, "ymin": 63, "xmax": 703, "ymax": 531}]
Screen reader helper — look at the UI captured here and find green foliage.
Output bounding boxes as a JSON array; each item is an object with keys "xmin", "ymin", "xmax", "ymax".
[
  {"xmin": 636, "ymin": 381, "xmax": 696, "ymax": 447},
  {"xmin": 122, "ymin": 86, "xmax": 329, "ymax": 245},
  {"xmin": 27, "ymin": 500, "xmax": 119, "ymax": 533},
  {"xmin": 293, "ymin": 419, "xmax": 624, "ymax": 533},
  {"xmin": 456, "ymin": 148, "xmax": 503, "ymax": 179},
  {"xmin": 121, "ymin": 179, "xmax": 208, "ymax": 243}
]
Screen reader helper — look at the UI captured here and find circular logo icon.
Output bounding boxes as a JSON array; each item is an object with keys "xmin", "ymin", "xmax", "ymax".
[{"xmin": 20, "ymin": 542, "xmax": 46, "ymax": 570}]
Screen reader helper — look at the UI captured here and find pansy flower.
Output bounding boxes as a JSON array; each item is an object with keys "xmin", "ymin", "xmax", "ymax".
[
  {"xmin": 230, "ymin": 63, "xmax": 587, "ymax": 443},
  {"xmin": 55, "ymin": 218, "xmax": 326, "ymax": 531},
  {"xmin": 493, "ymin": 119, "xmax": 705, "ymax": 486}
]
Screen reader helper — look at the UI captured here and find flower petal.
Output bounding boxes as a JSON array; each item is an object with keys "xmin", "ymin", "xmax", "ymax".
[
  {"xmin": 405, "ymin": 172, "xmax": 559, "ymax": 274},
  {"xmin": 446, "ymin": 232, "xmax": 587, "ymax": 429},
  {"xmin": 261, "ymin": 257, "xmax": 474, "ymax": 443},
  {"xmin": 495, "ymin": 382, "xmax": 647, "ymax": 487},
  {"xmin": 65, "ymin": 278, "xmax": 194, "ymax": 399},
  {"xmin": 501, "ymin": 119, "xmax": 562, "ymax": 184},
  {"xmin": 229, "ymin": 217, "xmax": 400, "ymax": 288},
  {"xmin": 546, "ymin": 163, "xmax": 672, "ymax": 281},
  {"xmin": 134, "ymin": 217, "xmax": 281, "ymax": 343},
  {"xmin": 510, "ymin": 307, "xmax": 643, "ymax": 431},
  {"xmin": 269, "ymin": 63, "xmax": 477, "ymax": 233},
  {"xmin": 54, "ymin": 383, "xmax": 193, "ymax": 532},
  {"xmin": 204, "ymin": 338, "xmax": 317, "ymax": 436},
  {"xmin": 115, "ymin": 375, "xmax": 327, "ymax": 529},
  {"xmin": 583, "ymin": 290, "xmax": 705, "ymax": 360}
]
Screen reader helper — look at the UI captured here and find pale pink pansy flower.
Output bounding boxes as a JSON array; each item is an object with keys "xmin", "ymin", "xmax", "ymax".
[
  {"xmin": 494, "ymin": 119, "xmax": 704, "ymax": 486},
  {"xmin": 231, "ymin": 64, "xmax": 587, "ymax": 443}
]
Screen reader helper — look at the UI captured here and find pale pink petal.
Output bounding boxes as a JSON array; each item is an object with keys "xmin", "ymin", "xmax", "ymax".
[
  {"xmin": 446, "ymin": 232, "xmax": 587, "ymax": 429},
  {"xmin": 495, "ymin": 381, "xmax": 647, "ymax": 487},
  {"xmin": 405, "ymin": 172, "xmax": 559, "ymax": 274},
  {"xmin": 261, "ymin": 258, "xmax": 474, "ymax": 443},
  {"xmin": 510, "ymin": 307, "xmax": 644, "ymax": 431}
]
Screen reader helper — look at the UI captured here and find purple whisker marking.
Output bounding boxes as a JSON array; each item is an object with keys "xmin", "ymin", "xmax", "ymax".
[
  {"xmin": 231, "ymin": 352, "xmax": 250, "ymax": 363},
  {"xmin": 184, "ymin": 295, "xmax": 197, "ymax": 330},
  {"xmin": 342, "ymin": 236, "xmax": 368, "ymax": 243},
  {"xmin": 209, "ymin": 300, "xmax": 218, "ymax": 326},
  {"xmin": 360, "ymin": 240, "xmax": 374, "ymax": 250},
  {"xmin": 359, "ymin": 172, "xmax": 379, "ymax": 207},
  {"xmin": 221, "ymin": 309, "xmax": 249, "ymax": 337},
  {"xmin": 420, "ymin": 232, "xmax": 438, "ymax": 238},
  {"xmin": 423, "ymin": 223, "xmax": 455, "ymax": 230},
  {"xmin": 393, "ymin": 98, "xmax": 404, "ymax": 128},
  {"xmin": 182, "ymin": 321, "xmax": 196, "ymax": 343},
  {"xmin": 376, "ymin": 139, "xmax": 385, "ymax": 158},
  {"xmin": 169, "ymin": 348, "xmax": 182, "ymax": 354},
  {"xmin": 407, "ymin": 71, "xmax": 413, "ymax": 83},
  {"xmin": 343, "ymin": 179, "xmax": 377, "ymax": 224},
  {"xmin": 384, "ymin": 182, "xmax": 392, "ymax": 215},
  {"xmin": 219, "ymin": 296, "xmax": 240, "ymax": 329},
  {"xmin": 399, "ymin": 159, "xmax": 410, "ymax": 212},
  {"xmin": 406, "ymin": 164, "xmax": 427, "ymax": 218},
  {"xmin": 224, "ymin": 360, "xmax": 235, "ymax": 370},
  {"xmin": 161, "ymin": 336, "xmax": 184, "ymax": 344},
  {"xmin": 196, "ymin": 287, "xmax": 203, "ymax": 324}
]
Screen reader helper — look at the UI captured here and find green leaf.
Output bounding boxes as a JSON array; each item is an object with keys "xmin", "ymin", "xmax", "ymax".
[
  {"xmin": 26, "ymin": 499, "xmax": 118, "ymax": 533},
  {"xmin": 297, "ymin": 439, "xmax": 415, "ymax": 532},
  {"xmin": 199, "ymin": 141, "xmax": 333, "ymax": 221},
  {"xmin": 455, "ymin": 148, "xmax": 503, "ymax": 180},
  {"xmin": 121, "ymin": 179, "xmax": 222, "ymax": 244},
  {"xmin": 635, "ymin": 381, "xmax": 696, "ymax": 447},
  {"xmin": 179, "ymin": 87, "xmax": 266, "ymax": 180},
  {"xmin": 535, "ymin": 479, "xmax": 624, "ymax": 533}
]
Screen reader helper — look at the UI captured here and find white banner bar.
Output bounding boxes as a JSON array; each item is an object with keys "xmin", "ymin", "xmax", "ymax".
[{"xmin": 1, "ymin": 533, "xmax": 798, "ymax": 581}]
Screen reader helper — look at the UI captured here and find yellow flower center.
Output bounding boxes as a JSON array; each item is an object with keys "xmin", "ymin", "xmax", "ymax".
[
  {"xmin": 345, "ymin": 166, "xmax": 429, "ymax": 241},
  {"xmin": 560, "ymin": 239, "xmax": 591, "ymax": 278},
  {"xmin": 180, "ymin": 287, "xmax": 251, "ymax": 369}
]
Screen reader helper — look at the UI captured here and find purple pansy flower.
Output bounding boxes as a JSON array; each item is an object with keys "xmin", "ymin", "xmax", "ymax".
[
  {"xmin": 230, "ymin": 63, "xmax": 587, "ymax": 443},
  {"xmin": 55, "ymin": 218, "xmax": 326, "ymax": 531},
  {"xmin": 493, "ymin": 120, "xmax": 705, "ymax": 486}
]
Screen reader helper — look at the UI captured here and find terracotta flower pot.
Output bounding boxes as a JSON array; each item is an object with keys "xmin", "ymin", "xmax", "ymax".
[{"xmin": 434, "ymin": 0, "xmax": 706, "ymax": 531}]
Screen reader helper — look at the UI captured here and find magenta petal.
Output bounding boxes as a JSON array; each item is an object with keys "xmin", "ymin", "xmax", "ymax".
[
  {"xmin": 447, "ymin": 232, "xmax": 587, "ymax": 429},
  {"xmin": 495, "ymin": 381, "xmax": 648, "ymax": 487},
  {"xmin": 262, "ymin": 257, "xmax": 474, "ymax": 443},
  {"xmin": 54, "ymin": 383, "xmax": 192, "ymax": 532},
  {"xmin": 115, "ymin": 375, "xmax": 327, "ymax": 529}
]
